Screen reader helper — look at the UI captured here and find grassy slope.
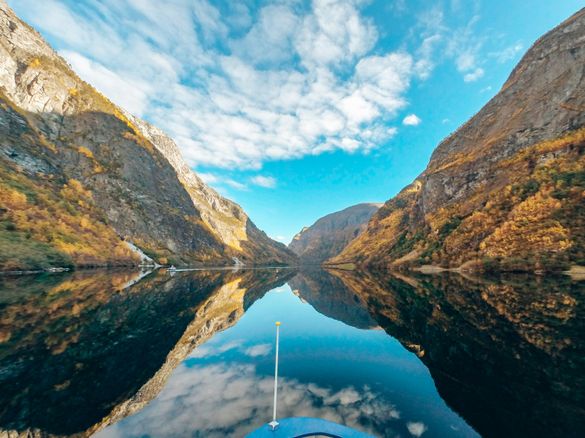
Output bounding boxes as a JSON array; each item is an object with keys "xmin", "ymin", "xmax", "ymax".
[
  {"xmin": 329, "ymin": 129, "xmax": 585, "ymax": 272},
  {"xmin": 0, "ymin": 95, "xmax": 140, "ymax": 271},
  {"xmin": 0, "ymin": 163, "xmax": 140, "ymax": 271}
]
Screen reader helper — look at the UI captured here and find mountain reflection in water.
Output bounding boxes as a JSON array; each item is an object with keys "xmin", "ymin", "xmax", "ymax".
[
  {"xmin": 329, "ymin": 270, "xmax": 585, "ymax": 437},
  {"xmin": 0, "ymin": 268, "xmax": 296, "ymax": 437},
  {"xmin": 0, "ymin": 268, "xmax": 583, "ymax": 437}
]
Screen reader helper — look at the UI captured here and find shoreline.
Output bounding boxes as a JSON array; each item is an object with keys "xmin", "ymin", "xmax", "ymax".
[
  {"xmin": 324, "ymin": 262, "xmax": 585, "ymax": 280},
  {"xmin": 0, "ymin": 263, "xmax": 299, "ymax": 277}
]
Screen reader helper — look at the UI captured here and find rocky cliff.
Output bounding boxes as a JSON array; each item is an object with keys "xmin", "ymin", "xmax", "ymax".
[
  {"xmin": 289, "ymin": 203, "xmax": 381, "ymax": 265},
  {"xmin": 329, "ymin": 9, "xmax": 585, "ymax": 272},
  {"xmin": 0, "ymin": 1, "xmax": 296, "ymax": 270},
  {"xmin": 125, "ymin": 115, "xmax": 296, "ymax": 266}
]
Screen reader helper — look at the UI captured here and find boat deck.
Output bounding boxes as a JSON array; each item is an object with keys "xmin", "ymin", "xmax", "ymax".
[{"xmin": 246, "ymin": 417, "xmax": 374, "ymax": 438}]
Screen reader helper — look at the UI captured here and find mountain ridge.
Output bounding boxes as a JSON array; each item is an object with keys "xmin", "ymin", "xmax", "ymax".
[
  {"xmin": 0, "ymin": 1, "xmax": 296, "ymax": 270},
  {"xmin": 289, "ymin": 203, "xmax": 381, "ymax": 265},
  {"xmin": 328, "ymin": 8, "xmax": 585, "ymax": 272}
]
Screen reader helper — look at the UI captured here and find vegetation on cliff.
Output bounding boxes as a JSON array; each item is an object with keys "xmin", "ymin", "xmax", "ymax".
[
  {"xmin": 0, "ymin": 168, "xmax": 139, "ymax": 271},
  {"xmin": 328, "ymin": 10, "xmax": 585, "ymax": 273},
  {"xmin": 0, "ymin": 2, "xmax": 296, "ymax": 270},
  {"xmin": 331, "ymin": 129, "xmax": 585, "ymax": 272}
]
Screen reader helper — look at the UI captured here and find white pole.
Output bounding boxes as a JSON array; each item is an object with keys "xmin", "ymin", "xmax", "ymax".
[{"xmin": 269, "ymin": 321, "xmax": 281, "ymax": 430}]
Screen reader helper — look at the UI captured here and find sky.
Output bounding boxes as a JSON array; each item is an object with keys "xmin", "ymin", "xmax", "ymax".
[{"xmin": 8, "ymin": 0, "xmax": 584, "ymax": 244}]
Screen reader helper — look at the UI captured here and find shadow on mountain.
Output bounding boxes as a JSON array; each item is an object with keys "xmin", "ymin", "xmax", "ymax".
[
  {"xmin": 328, "ymin": 269, "xmax": 585, "ymax": 438},
  {"xmin": 1, "ymin": 94, "xmax": 297, "ymax": 270},
  {"xmin": 0, "ymin": 267, "xmax": 295, "ymax": 436}
]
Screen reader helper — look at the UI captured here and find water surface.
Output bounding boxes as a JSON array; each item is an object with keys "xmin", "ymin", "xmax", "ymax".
[{"xmin": 0, "ymin": 268, "xmax": 583, "ymax": 437}]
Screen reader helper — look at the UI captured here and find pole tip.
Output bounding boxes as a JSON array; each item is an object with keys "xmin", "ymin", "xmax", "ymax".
[{"xmin": 275, "ymin": 321, "xmax": 281, "ymax": 326}]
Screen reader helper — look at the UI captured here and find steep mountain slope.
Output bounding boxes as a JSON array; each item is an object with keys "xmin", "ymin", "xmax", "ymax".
[
  {"xmin": 329, "ymin": 9, "xmax": 585, "ymax": 272},
  {"xmin": 0, "ymin": 1, "xmax": 296, "ymax": 270},
  {"xmin": 123, "ymin": 116, "xmax": 296, "ymax": 265},
  {"xmin": 289, "ymin": 203, "xmax": 381, "ymax": 265}
]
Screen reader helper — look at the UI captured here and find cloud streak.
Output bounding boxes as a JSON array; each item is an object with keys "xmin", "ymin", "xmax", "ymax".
[
  {"xmin": 251, "ymin": 176, "xmax": 277, "ymax": 189},
  {"xmin": 411, "ymin": 4, "xmax": 489, "ymax": 84}
]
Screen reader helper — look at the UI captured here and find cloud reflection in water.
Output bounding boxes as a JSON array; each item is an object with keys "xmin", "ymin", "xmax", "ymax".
[{"xmin": 99, "ymin": 361, "xmax": 402, "ymax": 437}]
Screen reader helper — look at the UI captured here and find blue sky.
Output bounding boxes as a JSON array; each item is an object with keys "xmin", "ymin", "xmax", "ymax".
[{"xmin": 9, "ymin": 0, "xmax": 583, "ymax": 243}]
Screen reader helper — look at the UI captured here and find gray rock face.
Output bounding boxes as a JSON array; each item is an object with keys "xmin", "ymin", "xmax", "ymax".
[
  {"xmin": 128, "ymin": 114, "xmax": 296, "ymax": 265},
  {"xmin": 420, "ymin": 8, "xmax": 585, "ymax": 215},
  {"xmin": 330, "ymin": 8, "xmax": 585, "ymax": 270},
  {"xmin": 289, "ymin": 203, "xmax": 381, "ymax": 265},
  {"xmin": 126, "ymin": 116, "xmax": 246, "ymax": 246},
  {"xmin": 0, "ymin": 1, "xmax": 295, "ymax": 266}
]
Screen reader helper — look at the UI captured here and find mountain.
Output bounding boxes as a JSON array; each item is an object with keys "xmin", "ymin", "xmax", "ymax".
[
  {"xmin": 0, "ymin": 1, "xmax": 296, "ymax": 270},
  {"xmin": 328, "ymin": 9, "xmax": 585, "ymax": 272},
  {"xmin": 289, "ymin": 203, "xmax": 381, "ymax": 265}
]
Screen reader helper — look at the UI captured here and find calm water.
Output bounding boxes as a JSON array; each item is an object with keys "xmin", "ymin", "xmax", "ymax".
[{"xmin": 0, "ymin": 268, "xmax": 583, "ymax": 437}]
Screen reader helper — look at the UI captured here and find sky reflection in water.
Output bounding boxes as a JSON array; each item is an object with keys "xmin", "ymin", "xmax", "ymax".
[{"xmin": 97, "ymin": 284, "xmax": 477, "ymax": 438}]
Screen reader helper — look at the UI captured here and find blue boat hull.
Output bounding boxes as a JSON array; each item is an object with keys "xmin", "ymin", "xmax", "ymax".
[{"xmin": 246, "ymin": 417, "xmax": 375, "ymax": 438}]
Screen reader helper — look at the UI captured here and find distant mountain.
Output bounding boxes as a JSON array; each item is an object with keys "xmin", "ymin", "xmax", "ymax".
[
  {"xmin": 0, "ymin": 1, "xmax": 296, "ymax": 270},
  {"xmin": 328, "ymin": 9, "xmax": 585, "ymax": 273},
  {"xmin": 289, "ymin": 203, "xmax": 381, "ymax": 265}
]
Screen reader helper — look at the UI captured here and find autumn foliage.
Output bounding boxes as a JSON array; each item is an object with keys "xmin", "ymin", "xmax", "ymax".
[
  {"xmin": 330, "ymin": 128, "xmax": 585, "ymax": 272},
  {"xmin": 0, "ymin": 164, "xmax": 139, "ymax": 271}
]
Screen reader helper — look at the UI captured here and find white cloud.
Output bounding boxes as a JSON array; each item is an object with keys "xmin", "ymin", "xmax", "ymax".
[
  {"xmin": 195, "ymin": 173, "xmax": 247, "ymax": 191},
  {"xmin": 490, "ymin": 43, "xmax": 523, "ymax": 63},
  {"xmin": 463, "ymin": 67, "xmax": 484, "ymax": 82},
  {"xmin": 446, "ymin": 16, "xmax": 486, "ymax": 82},
  {"xmin": 402, "ymin": 114, "xmax": 421, "ymax": 126},
  {"xmin": 412, "ymin": 6, "xmax": 486, "ymax": 83},
  {"xmin": 295, "ymin": 0, "xmax": 378, "ymax": 69},
  {"xmin": 230, "ymin": 5, "xmax": 299, "ymax": 66},
  {"xmin": 61, "ymin": 50, "xmax": 151, "ymax": 116},
  {"xmin": 190, "ymin": 341, "xmax": 272, "ymax": 359},
  {"xmin": 407, "ymin": 421, "xmax": 428, "ymax": 437},
  {"xmin": 196, "ymin": 172, "xmax": 219, "ymax": 184},
  {"xmin": 414, "ymin": 34, "xmax": 442, "ymax": 79},
  {"xmin": 243, "ymin": 344, "xmax": 272, "ymax": 357},
  {"xmin": 189, "ymin": 340, "xmax": 242, "ymax": 358},
  {"xmin": 12, "ymin": 0, "xmax": 415, "ymax": 170},
  {"xmin": 251, "ymin": 176, "xmax": 277, "ymax": 188},
  {"xmin": 389, "ymin": 0, "xmax": 408, "ymax": 16},
  {"xmin": 224, "ymin": 179, "xmax": 248, "ymax": 191}
]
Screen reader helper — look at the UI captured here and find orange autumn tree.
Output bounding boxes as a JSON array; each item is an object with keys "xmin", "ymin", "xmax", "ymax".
[{"xmin": 0, "ymin": 165, "xmax": 139, "ymax": 270}]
